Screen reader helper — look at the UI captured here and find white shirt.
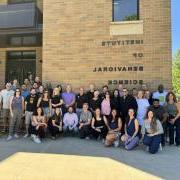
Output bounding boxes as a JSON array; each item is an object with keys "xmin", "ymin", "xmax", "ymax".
[
  {"xmin": 0, "ymin": 89, "xmax": 14, "ymax": 109},
  {"xmin": 136, "ymin": 98, "xmax": 150, "ymax": 126},
  {"xmin": 152, "ymin": 91, "xmax": 168, "ymax": 106}
]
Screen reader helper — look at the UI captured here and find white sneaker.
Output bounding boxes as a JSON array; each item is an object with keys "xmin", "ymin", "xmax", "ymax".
[
  {"xmin": 14, "ymin": 134, "xmax": 19, "ymax": 138},
  {"xmin": 31, "ymin": 134, "xmax": 36, "ymax": 139},
  {"xmin": 33, "ymin": 136, "xmax": 41, "ymax": 144},
  {"xmin": 159, "ymin": 143, "xmax": 163, "ymax": 151},
  {"xmin": 146, "ymin": 146, "xmax": 149, "ymax": 152},
  {"xmin": 24, "ymin": 134, "xmax": 29, "ymax": 138},
  {"xmin": 85, "ymin": 136, "xmax": 90, "ymax": 140},
  {"xmin": 114, "ymin": 140, "xmax": 120, "ymax": 147},
  {"xmin": 7, "ymin": 135, "xmax": 13, "ymax": 141}
]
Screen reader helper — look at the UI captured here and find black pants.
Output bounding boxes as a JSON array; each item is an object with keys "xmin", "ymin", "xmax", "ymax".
[
  {"xmin": 90, "ymin": 126, "xmax": 108, "ymax": 139},
  {"xmin": 168, "ymin": 118, "xmax": 180, "ymax": 145},
  {"xmin": 79, "ymin": 125, "xmax": 91, "ymax": 139},
  {"xmin": 49, "ymin": 125, "xmax": 62, "ymax": 137},
  {"xmin": 30, "ymin": 125, "xmax": 46, "ymax": 138},
  {"xmin": 161, "ymin": 122, "xmax": 167, "ymax": 146}
]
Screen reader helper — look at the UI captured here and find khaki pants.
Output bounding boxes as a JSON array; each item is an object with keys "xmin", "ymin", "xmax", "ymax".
[{"xmin": 2, "ymin": 109, "xmax": 10, "ymax": 131}]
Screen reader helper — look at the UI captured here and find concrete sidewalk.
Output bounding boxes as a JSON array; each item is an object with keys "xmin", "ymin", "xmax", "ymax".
[{"xmin": 0, "ymin": 136, "xmax": 179, "ymax": 179}]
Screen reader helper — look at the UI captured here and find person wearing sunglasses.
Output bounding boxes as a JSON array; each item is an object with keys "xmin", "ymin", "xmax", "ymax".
[{"xmin": 7, "ymin": 89, "xmax": 24, "ymax": 141}]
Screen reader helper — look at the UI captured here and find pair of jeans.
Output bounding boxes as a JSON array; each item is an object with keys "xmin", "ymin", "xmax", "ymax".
[
  {"xmin": 143, "ymin": 134, "xmax": 161, "ymax": 154},
  {"xmin": 125, "ymin": 136, "xmax": 139, "ymax": 150}
]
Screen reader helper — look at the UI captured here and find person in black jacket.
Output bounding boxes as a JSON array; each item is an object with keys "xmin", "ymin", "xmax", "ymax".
[
  {"xmin": 119, "ymin": 88, "xmax": 138, "ymax": 126},
  {"xmin": 111, "ymin": 89, "xmax": 120, "ymax": 115}
]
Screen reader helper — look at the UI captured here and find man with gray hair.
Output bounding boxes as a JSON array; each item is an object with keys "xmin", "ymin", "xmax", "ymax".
[{"xmin": 0, "ymin": 83, "xmax": 14, "ymax": 132}]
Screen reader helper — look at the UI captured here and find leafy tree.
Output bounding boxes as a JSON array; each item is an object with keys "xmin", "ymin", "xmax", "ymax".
[
  {"xmin": 123, "ymin": 14, "xmax": 138, "ymax": 21},
  {"xmin": 172, "ymin": 49, "xmax": 180, "ymax": 97}
]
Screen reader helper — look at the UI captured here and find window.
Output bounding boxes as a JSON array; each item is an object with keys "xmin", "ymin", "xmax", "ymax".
[
  {"xmin": 113, "ymin": 0, "xmax": 139, "ymax": 22},
  {"xmin": 8, "ymin": 0, "xmax": 36, "ymax": 4},
  {"xmin": 8, "ymin": 34, "xmax": 42, "ymax": 47},
  {"xmin": 7, "ymin": 51, "xmax": 36, "ymax": 60}
]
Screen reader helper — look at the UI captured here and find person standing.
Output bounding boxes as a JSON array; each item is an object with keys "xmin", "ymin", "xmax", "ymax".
[
  {"xmin": 37, "ymin": 89, "xmax": 52, "ymax": 120},
  {"xmin": 165, "ymin": 92, "xmax": 180, "ymax": 146},
  {"xmin": 89, "ymin": 90, "xmax": 101, "ymax": 112},
  {"xmin": 119, "ymin": 88, "xmax": 138, "ymax": 128},
  {"xmin": 136, "ymin": 90, "xmax": 150, "ymax": 129},
  {"xmin": 0, "ymin": 83, "xmax": 14, "ymax": 132},
  {"xmin": 24, "ymin": 88, "xmax": 38, "ymax": 138},
  {"xmin": 62, "ymin": 85, "xmax": 76, "ymax": 112},
  {"xmin": 152, "ymin": 84, "xmax": 168, "ymax": 106},
  {"xmin": 111, "ymin": 89, "xmax": 120, "ymax": 115},
  {"xmin": 86, "ymin": 84, "xmax": 95, "ymax": 104},
  {"xmin": 7, "ymin": 89, "xmax": 24, "ymax": 141},
  {"xmin": 101, "ymin": 91, "xmax": 111, "ymax": 117},
  {"xmin": 21, "ymin": 84, "xmax": 30, "ymax": 99},
  {"xmin": 51, "ymin": 87, "xmax": 64, "ymax": 114},
  {"xmin": 76, "ymin": 87, "xmax": 88, "ymax": 119}
]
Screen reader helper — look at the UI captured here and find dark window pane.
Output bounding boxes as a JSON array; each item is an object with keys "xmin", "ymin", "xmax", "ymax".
[
  {"xmin": 8, "ymin": 0, "xmax": 36, "ymax": 4},
  {"xmin": 9, "ymin": 36, "xmax": 22, "ymax": 46},
  {"xmin": 7, "ymin": 51, "xmax": 36, "ymax": 60},
  {"xmin": 113, "ymin": 0, "xmax": 139, "ymax": 21},
  {"xmin": 22, "ymin": 51, "xmax": 36, "ymax": 59},
  {"xmin": 22, "ymin": 36, "xmax": 37, "ymax": 45}
]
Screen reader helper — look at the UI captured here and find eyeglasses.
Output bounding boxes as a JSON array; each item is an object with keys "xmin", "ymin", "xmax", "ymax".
[{"xmin": 16, "ymin": 91, "xmax": 20, "ymax": 92}]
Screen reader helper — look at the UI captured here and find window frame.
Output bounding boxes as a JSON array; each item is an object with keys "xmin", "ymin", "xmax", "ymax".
[{"xmin": 112, "ymin": 0, "xmax": 140, "ymax": 22}]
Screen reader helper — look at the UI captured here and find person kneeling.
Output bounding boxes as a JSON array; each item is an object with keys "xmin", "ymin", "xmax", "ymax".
[
  {"xmin": 63, "ymin": 106, "xmax": 78, "ymax": 135},
  {"xmin": 48, "ymin": 108, "xmax": 63, "ymax": 140},
  {"xmin": 30, "ymin": 107, "xmax": 47, "ymax": 144},
  {"xmin": 121, "ymin": 109, "xmax": 139, "ymax": 150},
  {"xmin": 141, "ymin": 110, "xmax": 163, "ymax": 154},
  {"xmin": 90, "ymin": 108, "xmax": 108, "ymax": 142},
  {"xmin": 79, "ymin": 103, "xmax": 92, "ymax": 139},
  {"xmin": 105, "ymin": 109, "xmax": 122, "ymax": 147}
]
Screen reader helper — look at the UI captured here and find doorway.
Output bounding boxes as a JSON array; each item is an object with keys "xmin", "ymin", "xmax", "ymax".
[{"xmin": 6, "ymin": 51, "xmax": 36, "ymax": 84}]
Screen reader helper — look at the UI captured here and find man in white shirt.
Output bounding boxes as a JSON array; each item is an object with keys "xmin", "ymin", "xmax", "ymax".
[
  {"xmin": 152, "ymin": 84, "xmax": 168, "ymax": 106},
  {"xmin": 0, "ymin": 83, "xmax": 14, "ymax": 132}
]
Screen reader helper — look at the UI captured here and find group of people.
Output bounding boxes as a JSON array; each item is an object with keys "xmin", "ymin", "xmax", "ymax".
[{"xmin": 0, "ymin": 77, "xmax": 180, "ymax": 154}]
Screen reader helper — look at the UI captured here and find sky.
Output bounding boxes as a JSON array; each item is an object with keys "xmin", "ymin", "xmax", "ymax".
[{"xmin": 172, "ymin": 0, "xmax": 180, "ymax": 55}]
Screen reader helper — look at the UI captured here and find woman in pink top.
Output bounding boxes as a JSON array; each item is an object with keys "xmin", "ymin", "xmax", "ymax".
[{"xmin": 101, "ymin": 91, "xmax": 111, "ymax": 117}]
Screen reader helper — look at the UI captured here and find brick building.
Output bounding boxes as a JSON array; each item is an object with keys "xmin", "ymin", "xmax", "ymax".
[{"xmin": 0, "ymin": 0, "xmax": 172, "ymax": 90}]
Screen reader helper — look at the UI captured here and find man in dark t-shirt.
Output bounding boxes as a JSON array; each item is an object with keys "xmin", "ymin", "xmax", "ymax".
[
  {"xmin": 148, "ymin": 99, "xmax": 168, "ymax": 146},
  {"xmin": 24, "ymin": 88, "xmax": 38, "ymax": 137},
  {"xmin": 76, "ymin": 87, "xmax": 88, "ymax": 119}
]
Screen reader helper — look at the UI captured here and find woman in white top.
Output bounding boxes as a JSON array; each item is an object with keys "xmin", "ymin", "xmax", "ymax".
[{"xmin": 136, "ymin": 90, "xmax": 150, "ymax": 127}]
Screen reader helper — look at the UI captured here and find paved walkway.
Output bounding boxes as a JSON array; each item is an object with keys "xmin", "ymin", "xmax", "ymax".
[{"xmin": 0, "ymin": 136, "xmax": 179, "ymax": 179}]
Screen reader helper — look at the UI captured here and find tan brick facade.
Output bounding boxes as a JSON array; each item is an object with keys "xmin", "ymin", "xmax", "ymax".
[
  {"xmin": 42, "ymin": 0, "xmax": 172, "ymax": 90},
  {"xmin": 0, "ymin": 0, "xmax": 172, "ymax": 91}
]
